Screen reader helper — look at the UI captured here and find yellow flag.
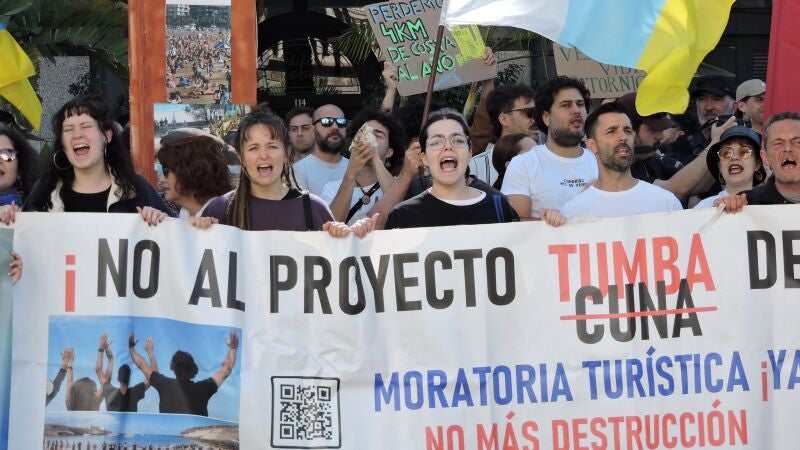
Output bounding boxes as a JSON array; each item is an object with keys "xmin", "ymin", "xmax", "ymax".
[{"xmin": 0, "ymin": 25, "xmax": 42, "ymax": 130}]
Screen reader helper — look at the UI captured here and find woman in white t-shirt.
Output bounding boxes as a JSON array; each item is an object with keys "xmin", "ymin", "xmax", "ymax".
[{"xmin": 694, "ymin": 126, "xmax": 765, "ymax": 209}]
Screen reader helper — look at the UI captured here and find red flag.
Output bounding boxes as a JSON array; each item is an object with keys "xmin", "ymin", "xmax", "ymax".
[{"xmin": 764, "ymin": 0, "xmax": 800, "ymax": 119}]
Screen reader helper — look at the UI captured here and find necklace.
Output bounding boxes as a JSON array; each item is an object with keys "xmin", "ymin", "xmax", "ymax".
[{"xmin": 355, "ymin": 180, "xmax": 378, "ymax": 205}]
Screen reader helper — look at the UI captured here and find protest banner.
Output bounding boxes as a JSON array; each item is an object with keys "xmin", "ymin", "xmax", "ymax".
[
  {"xmin": 364, "ymin": 0, "xmax": 496, "ymax": 96},
  {"xmin": 7, "ymin": 207, "xmax": 800, "ymax": 449},
  {"xmin": 553, "ymin": 43, "xmax": 646, "ymax": 99},
  {"xmin": 0, "ymin": 228, "xmax": 12, "ymax": 449}
]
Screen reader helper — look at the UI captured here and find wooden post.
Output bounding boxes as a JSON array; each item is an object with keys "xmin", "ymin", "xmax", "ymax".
[{"xmin": 421, "ymin": 24, "xmax": 446, "ymax": 131}]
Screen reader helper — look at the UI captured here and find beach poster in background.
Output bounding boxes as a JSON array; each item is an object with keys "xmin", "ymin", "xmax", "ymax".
[
  {"xmin": 0, "ymin": 227, "xmax": 11, "ymax": 450},
  {"xmin": 166, "ymin": 0, "xmax": 232, "ymax": 105},
  {"xmin": 553, "ymin": 43, "xmax": 646, "ymax": 99},
  {"xmin": 364, "ymin": 0, "xmax": 495, "ymax": 96}
]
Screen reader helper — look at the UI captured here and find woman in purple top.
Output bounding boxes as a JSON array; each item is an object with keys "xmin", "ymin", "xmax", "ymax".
[{"xmin": 202, "ymin": 110, "xmax": 375, "ymax": 236}]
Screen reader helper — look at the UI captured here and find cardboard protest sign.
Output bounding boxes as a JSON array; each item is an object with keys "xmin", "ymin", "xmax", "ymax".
[
  {"xmin": 553, "ymin": 43, "xmax": 646, "ymax": 99},
  {"xmin": 364, "ymin": 0, "xmax": 496, "ymax": 96}
]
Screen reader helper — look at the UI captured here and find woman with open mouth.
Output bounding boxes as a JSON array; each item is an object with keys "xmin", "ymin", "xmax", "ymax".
[
  {"xmin": 694, "ymin": 126, "xmax": 765, "ymax": 208},
  {"xmin": 8, "ymin": 95, "xmax": 173, "ymax": 217},
  {"xmin": 202, "ymin": 109, "xmax": 375, "ymax": 238},
  {"xmin": 384, "ymin": 109, "xmax": 518, "ymax": 229}
]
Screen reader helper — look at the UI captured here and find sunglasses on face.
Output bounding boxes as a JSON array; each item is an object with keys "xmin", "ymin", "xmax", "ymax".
[
  {"xmin": 0, "ymin": 148, "xmax": 17, "ymax": 162},
  {"xmin": 313, "ymin": 117, "xmax": 348, "ymax": 128},
  {"xmin": 718, "ymin": 145, "xmax": 754, "ymax": 161},
  {"xmin": 505, "ymin": 107, "xmax": 535, "ymax": 118}
]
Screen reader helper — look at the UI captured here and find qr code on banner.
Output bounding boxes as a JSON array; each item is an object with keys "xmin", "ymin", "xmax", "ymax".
[{"xmin": 271, "ymin": 376, "xmax": 341, "ymax": 449}]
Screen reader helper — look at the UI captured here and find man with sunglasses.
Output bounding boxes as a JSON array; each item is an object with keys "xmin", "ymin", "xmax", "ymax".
[
  {"xmin": 293, "ymin": 104, "xmax": 350, "ymax": 196},
  {"xmin": 469, "ymin": 84, "xmax": 536, "ymax": 186}
]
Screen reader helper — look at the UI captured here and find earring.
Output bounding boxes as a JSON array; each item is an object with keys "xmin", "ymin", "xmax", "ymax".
[
  {"xmin": 52, "ymin": 150, "xmax": 71, "ymax": 171},
  {"xmin": 384, "ymin": 160, "xmax": 391, "ymax": 168},
  {"xmin": 755, "ymin": 170, "xmax": 763, "ymax": 182}
]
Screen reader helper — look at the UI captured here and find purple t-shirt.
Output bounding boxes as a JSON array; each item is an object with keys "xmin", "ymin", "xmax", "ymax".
[{"xmin": 203, "ymin": 188, "xmax": 333, "ymax": 231}]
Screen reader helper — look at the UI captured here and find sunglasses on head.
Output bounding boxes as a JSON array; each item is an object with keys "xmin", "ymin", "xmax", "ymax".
[
  {"xmin": 0, "ymin": 148, "xmax": 17, "ymax": 162},
  {"xmin": 314, "ymin": 117, "xmax": 348, "ymax": 128}
]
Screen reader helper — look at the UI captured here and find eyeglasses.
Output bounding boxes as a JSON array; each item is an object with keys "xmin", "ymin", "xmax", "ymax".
[
  {"xmin": 0, "ymin": 148, "xmax": 17, "ymax": 162},
  {"xmin": 718, "ymin": 145, "xmax": 754, "ymax": 161},
  {"xmin": 313, "ymin": 117, "xmax": 348, "ymax": 128},
  {"xmin": 505, "ymin": 107, "xmax": 535, "ymax": 118},
  {"xmin": 426, "ymin": 133, "xmax": 469, "ymax": 151}
]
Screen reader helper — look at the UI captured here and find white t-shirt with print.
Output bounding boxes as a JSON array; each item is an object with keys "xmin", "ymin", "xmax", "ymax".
[{"xmin": 501, "ymin": 144, "xmax": 598, "ymax": 219}]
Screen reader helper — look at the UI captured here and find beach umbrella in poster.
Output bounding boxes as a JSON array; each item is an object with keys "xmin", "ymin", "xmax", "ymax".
[{"xmin": 214, "ymin": 41, "xmax": 231, "ymax": 50}]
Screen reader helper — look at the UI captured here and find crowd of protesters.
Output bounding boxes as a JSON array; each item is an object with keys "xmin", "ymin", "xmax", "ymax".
[{"xmin": 1, "ymin": 47, "xmax": 798, "ymax": 287}]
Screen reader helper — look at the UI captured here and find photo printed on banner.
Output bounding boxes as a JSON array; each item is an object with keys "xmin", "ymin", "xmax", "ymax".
[{"xmin": 166, "ymin": 0, "xmax": 232, "ymax": 105}]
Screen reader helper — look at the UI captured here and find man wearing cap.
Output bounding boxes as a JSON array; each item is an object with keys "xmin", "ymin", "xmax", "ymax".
[
  {"xmin": 735, "ymin": 79, "xmax": 766, "ymax": 135},
  {"xmin": 663, "ymin": 75, "xmax": 737, "ymax": 165},
  {"xmin": 694, "ymin": 126, "xmax": 765, "ymax": 208},
  {"xmin": 561, "ymin": 103, "xmax": 682, "ymax": 220}
]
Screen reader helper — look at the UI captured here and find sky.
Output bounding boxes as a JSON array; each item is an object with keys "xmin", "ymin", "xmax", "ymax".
[{"xmin": 46, "ymin": 315, "xmax": 241, "ymax": 422}]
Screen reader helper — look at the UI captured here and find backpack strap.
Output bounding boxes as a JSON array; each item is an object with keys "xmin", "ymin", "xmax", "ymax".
[
  {"xmin": 345, "ymin": 183, "xmax": 381, "ymax": 223},
  {"xmin": 302, "ymin": 191, "xmax": 314, "ymax": 231},
  {"xmin": 492, "ymin": 195, "xmax": 505, "ymax": 223}
]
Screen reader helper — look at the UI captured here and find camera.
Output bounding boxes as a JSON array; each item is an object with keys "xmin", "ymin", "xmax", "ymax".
[{"xmin": 716, "ymin": 114, "xmax": 751, "ymax": 128}]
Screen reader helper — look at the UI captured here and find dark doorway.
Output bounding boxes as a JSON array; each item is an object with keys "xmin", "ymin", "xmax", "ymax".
[{"xmin": 257, "ymin": 10, "xmax": 382, "ymax": 118}]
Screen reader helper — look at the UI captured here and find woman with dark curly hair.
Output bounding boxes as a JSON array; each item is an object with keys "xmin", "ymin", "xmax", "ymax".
[
  {"xmin": 10, "ymin": 94, "xmax": 172, "ymax": 216},
  {"xmin": 138, "ymin": 135, "xmax": 232, "ymax": 225},
  {"xmin": 0, "ymin": 123, "xmax": 42, "ymax": 207}
]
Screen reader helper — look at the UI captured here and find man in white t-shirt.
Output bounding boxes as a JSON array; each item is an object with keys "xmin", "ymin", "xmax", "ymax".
[
  {"xmin": 292, "ymin": 104, "xmax": 349, "ymax": 195},
  {"xmin": 562, "ymin": 103, "xmax": 682, "ymax": 220},
  {"xmin": 469, "ymin": 84, "xmax": 535, "ymax": 186},
  {"xmin": 502, "ymin": 76, "xmax": 597, "ymax": 219}
]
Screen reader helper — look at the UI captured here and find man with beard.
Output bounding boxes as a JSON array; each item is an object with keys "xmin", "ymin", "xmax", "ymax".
[
  {"xmin": 286, "ymin": 106, "xmax": 316, "ymax": 162},
  {"xmin": 663, "ymin": 75, "xmax": 737, "ymax": 165},
  {"xmin": 502, "ymin": 76, "xmax": 597, "ymax": 220},
  {"xmin": 292, "ymin": 104, "xmax": 349, "ymax": 195},
  {"xmin": 562, "ymin": 103, "xmax": 682, "ymax": 219}
]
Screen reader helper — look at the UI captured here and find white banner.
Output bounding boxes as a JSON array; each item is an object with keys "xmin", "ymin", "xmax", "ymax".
[{"xmin": 8, "ymin": 207, "xmax": 800, "ymax": 449}]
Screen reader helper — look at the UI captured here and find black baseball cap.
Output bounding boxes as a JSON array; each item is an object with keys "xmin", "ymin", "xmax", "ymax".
[
  {"xmin": 692, "ymin": 75, "xmax": 735, "ymax": 99},
  {"xmin": 706, "ymin": 126, "xmax": 766, "ymax": 184}
]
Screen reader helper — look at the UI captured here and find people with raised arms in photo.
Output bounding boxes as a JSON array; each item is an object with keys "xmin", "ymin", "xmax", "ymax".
[
  {"xmin": 384, "ymin": 109, "xmax": 518, "ymax": 229},
  {"xmin": 128, "ymin": 330, "xmax": 237, "ymax": 417},
  {"xmin": 62, "ymin": 347, "xmax": 103, "ymax": 411},
  {"xmin": 96, "ymin": 332, "xmax": 151, "ymax": 412}
]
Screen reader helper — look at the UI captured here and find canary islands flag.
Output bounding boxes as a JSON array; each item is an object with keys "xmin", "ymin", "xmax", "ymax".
[
  {"xmin": 0, "ymin": 22, "xmax": 42, "ymax": 130},
  {"xmin": 440, "ymin": 0, "xmax": 734, "ymax": 116}
]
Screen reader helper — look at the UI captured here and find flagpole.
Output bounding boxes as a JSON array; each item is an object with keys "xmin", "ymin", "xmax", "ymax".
[{"xmin": 421, "ymin": 24, "xmax": 446, "ymax": 130}]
